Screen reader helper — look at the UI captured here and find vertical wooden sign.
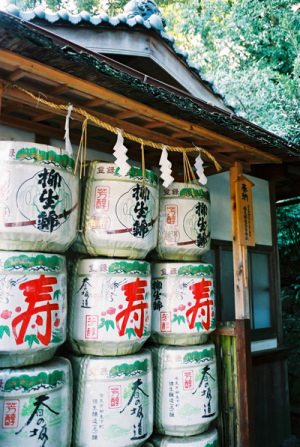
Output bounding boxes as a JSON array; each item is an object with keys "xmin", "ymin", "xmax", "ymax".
[{"xmin": 235, "ymin": 175, "xmax": 255, "ymax": 246}]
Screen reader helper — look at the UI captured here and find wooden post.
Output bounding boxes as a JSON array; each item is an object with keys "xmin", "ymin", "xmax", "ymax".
[
  {"xmin": 230, "ymin": 161, "xmax": 255, "ymax": 447},
  {"xmin": 0, "ymin": 81, "xmax": 2, "ymax": 116}
]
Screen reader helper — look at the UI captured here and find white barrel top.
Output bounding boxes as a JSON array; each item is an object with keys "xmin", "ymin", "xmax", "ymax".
[
  {"xmin": 78, "ymin": 162, "xmax": 159, "ymax": 259},
  {"xmin": 0, "ymin": 141, "xmax": 79, "ymax": 252},
  {"xmin": 150, "ymin": 343, "xmax": 218, "ymax": 437},
  {"xmin": 0, "ymin": 251, "xmax": 67, "ymax": 367},
  {"xmin": 0, "ymin": 356, "xmax": 72, "ymax": 447},
  {"xmin": 151, "ymin": 263, "xmax": 215, "ymax": 345},
  {"xmin": 71, "ymin": 349, "xmax": 153, "ymax": 446},
  {"xmin": 69, "ymin": 258, "xmax": 151, "ymax": 356},
  {"xmin": 157, "ymin": 183, "xmax": 211, "ymax": 261}
]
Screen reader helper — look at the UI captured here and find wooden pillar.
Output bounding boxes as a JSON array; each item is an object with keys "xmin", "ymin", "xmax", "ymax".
[
  {"xmin": 230, "ymin": 161, "xmax": 255, "ymax": 447},
  {"xmin": 0, "ymin": 81, "xmax": 2, "ymax": 116}
]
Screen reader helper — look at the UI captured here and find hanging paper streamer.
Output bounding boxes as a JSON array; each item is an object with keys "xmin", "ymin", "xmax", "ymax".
[
  {"xmin": 194, "ymin": 149, "xmax": 207, "ymax": 185},
  {"xmin": 113, "ymin": 130, "xmax": 131, "ymax": 176},
  {"xmin": 159, "ymin": 146, "xmax": 174, "ymax": 187},
  {"xmin": 64, "ymin": 104, "xmax": 73, "ymax": 155}
]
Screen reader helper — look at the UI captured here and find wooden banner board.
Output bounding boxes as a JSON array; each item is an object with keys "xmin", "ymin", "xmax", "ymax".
[{"xmin": 235, "ymin": 175, "xmax": 255, "ymax": 246}]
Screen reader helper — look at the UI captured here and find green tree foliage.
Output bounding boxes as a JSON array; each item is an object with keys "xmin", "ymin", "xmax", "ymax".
[
  {"xmin": 11, "ymin": 0, "xmax": 299, "ymax": 142},
  {"xmin": 161, "ymin": 0, "xmax": 300, "ymax": 144},
  {"xmin": 277, "ymin": 204, "xmax": 300, "ymax": 386}
]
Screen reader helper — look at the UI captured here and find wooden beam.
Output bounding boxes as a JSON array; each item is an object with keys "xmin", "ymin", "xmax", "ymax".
[
  {"xmin": 84, "ymin": 98, "xmax": 106, "ymax": 108},
  {"xmin": 230, "ymin": 161, "xmax": 255, "ymax": 447},
  {"xmin": 7, "ymin": 68, "xmax": 25, "ymax": 82},
  {"xmin": 0, "ymin": 50, "xmax": 282, "ymax": 164},
  {"xmin": 230, "ymin": 161, "xmax": 251, "ymax": 319},
  {"xmin": 171, "ymin": 131, "xmax": 192, "ymax": 138},
  {"xmin": 2, "ymin": 81, "xmax": 239, "ymax": 170},
  {"xmin": 32, "ymin": 112, "xmax": 55, "ymax": 122},
  {"xmin": 115, "ymin": 110, "xmax": 138, "ymax": 119},
  {"xmin": 48, "ymin": 83, "xmax": 68, "ymax": 96},
  {"xmin": 0, "ymin": 114, "xmax": 113, "ymax": 152},
  {"xmin": 235, "ymin": 319, "xmax": 255, "ymax": 447},
  {"xmin": 0, "ymin": 81, "xmax": 2, "ymax": 115},
  {"xmin": 143, "ymin": 121, "xmax": 164, "ymax": 129},
  {"xmin": 2, "ymin": 83, "xmax": 195, "ymax": 150},
  {"xmin": 210, "ymin": 146, "xmax": 236, "ymax": 153}
]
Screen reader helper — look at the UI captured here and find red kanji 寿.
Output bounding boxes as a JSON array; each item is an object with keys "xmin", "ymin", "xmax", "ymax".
[
  {"xmin": 186, "ymin": 278, "xmax": 213, "ymax": 331},
  {"xmin": 116, "ymin": 278, "xmax": 148, "ymax": 338},
  {"xmin": 12, "ymin": 275, "xmax": 59, "ymax": 345}
]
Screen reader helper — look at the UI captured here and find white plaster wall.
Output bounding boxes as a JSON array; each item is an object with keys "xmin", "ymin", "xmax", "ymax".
[
  {"xmin": 0, "ymin": 125, "xmax": 35, "ymax": 142},
  {"xmin": 206, "ymin": 171, "xmax": 272, "ymax": 246}
]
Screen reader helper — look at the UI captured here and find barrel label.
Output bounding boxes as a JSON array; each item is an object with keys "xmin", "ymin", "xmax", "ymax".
[
  {"xmin": 0, "ymin": 268, "xmax": 66, "ymax": 352},
  {"xmin": 0, "ymin": 366, "xmax": 70, "ymax": 446},
  {"xmin": 73, "ymin": 265, "xmax": 151, "ymax": 343},
  {"xmin": 77, "ymin": 357, "xmax": 152, "ymax": 446},
  {"xmin": 152, "ymin": 276, "xmax": 215, "ymax": 336},
  {"xmin": 162, "ymin": 361, "xmax": 218, "ymax": 425}
]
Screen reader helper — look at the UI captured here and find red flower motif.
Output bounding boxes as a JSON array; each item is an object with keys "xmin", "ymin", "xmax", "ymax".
[
  {"xmin": 178, "ymin": 304, "xmax": 186, "ymax": 311},
  {"xmin": 107, "ymin": 307, "xmax": 116, "ymax": 315},
  {"xmin": 1, "ymin": 310, "xmax": 12, "ymax": 319},
  {"xmin": 54, "ymin": 318, "xmax": 60, "ymax": 327}
]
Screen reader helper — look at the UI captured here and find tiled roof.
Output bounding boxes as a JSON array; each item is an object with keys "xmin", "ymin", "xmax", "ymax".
[{"xmin": 5, "ymin": 3, "xmax": 236, "ymax": 111}]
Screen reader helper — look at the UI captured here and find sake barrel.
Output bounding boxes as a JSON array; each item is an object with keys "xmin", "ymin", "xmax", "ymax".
[
  {"xmin": 0, "ymin": 141, "xmax": 79, "ymax": 252},
  {"xmin": 0, "ymin": 251, "xmax": 67, "ymax": 368},
  {"xmin": 0, "ymin": 356, "xmax": 72, "ymax": 447},
  {"xmin": 69, "ymin": 258, "xmax": 151, "ymax": 356},
  {"xmin": 149, "ymin": 428, "xmax": 219, "ymax": 446},
  {"xmin": 79, "ymin": 162, "xmax": 159, "ymax": 259},
  {"xmin": 151, "ymin": 263, "xmax": 215, "ymax": 346},
  {"xmin": 157, "ymin": 183, "xmax": 210, "ymax": 261},
  {"xmin": 150, "ymin": 343, "xmax": 218, "ymax": 436},
  {"xmin": 71, "ymin": 349, "xmax": 153, "ymax": 447}
]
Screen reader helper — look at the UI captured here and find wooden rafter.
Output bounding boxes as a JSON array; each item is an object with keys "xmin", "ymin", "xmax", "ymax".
[{"xmin": 0, "ymin": 49, "xmax": 282, "ymax": 164}]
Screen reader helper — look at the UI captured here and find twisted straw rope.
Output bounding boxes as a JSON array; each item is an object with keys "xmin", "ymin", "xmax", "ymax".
[{"xmin": 10, "ymin": 84, "xmax": 222, "ymax": 172}]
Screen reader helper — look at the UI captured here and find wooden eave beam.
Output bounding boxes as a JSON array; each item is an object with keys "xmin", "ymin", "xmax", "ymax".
[
  {"xmin": 116, "ymin": 110, "xmax": 139, "ymax": 119},
  {"xmin": 143, "ymin": 121, "xmax": 165, "ymax": 129},
  {"xmin": 7, "ymin": 68, "xmax": 25, "ymax": 82},
  {"xmin": 48, "ymin": 83, "xmax": 69, "ymax": 96},
  {"xmin": 84, "ymin": 98, "xmax": 106, "ymax": 108},
  {"xmin": 2, "ymin": 82, "xmax": 194, "ymax": 150},
  {"xmin": 32, "ymin": 112, "xmax": 55, "ymax": 122},
  {"xmin": 0, "ymin": 49, "xmax": 282, "ymax": 165},
  {"xmin": 0, "ymin": 114, "xmax": 113, "ymax": 152}
]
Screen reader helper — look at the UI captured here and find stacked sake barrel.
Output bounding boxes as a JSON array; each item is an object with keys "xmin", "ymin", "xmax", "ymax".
[
  {"xmin": 149, "ymin": 182, "xmax": 219, "ymax": 446},
  {"xmin": 68, "ymin": 162, "xmax": 157, "ymax": 446},
  {"xmin": 0, "ymin": 142, "xmax": 78, "ymax": 446}
]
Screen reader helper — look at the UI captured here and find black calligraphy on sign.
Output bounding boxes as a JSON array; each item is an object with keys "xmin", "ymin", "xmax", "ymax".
[
  {"xmin": 120, "ymin": 378, "xmax": 149, "ymax": 441},
  {"xmin": 195, "ymin": 202, "xmax": 209, "ymax": 247},
  {"xmin": 235, "ymin": 176, "xmax": 255, "ymax": 246},
  {"xmin": 192, "ymin": 365, "xmax": 216, "ymax": 419},
  {"xmin": 152, "ymin": 280, "xmax": 164, "ymax": 311},
  {"xmin": 36, "ymin": 169, "xmax": 62, "ymax": 233},
  {"xmin": 116, "ymin": 184, "xmax": 157, "ymax": 239},
  {"xmin": 77, "ymin": 277, "xmax": 92, "ymax": 308},
  {"xmin": 131, "ymin": 185, "xmax": 150, "ymax": 238},
  {"xmin": 15, "ymin": 394, "xmax": 59, "ymax": 447}
]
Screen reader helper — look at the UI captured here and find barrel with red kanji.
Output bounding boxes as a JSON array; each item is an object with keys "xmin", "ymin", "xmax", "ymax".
[
  {"xmin": 0, "ymin": 141, "xmax": 79, "ymax": 253},
  {"xmin": 0, "ymin": 251, "xmax": 67, "ymax": 368},
  {"xmin": 151, "ymin": 263, "xmax": 215, "ymax": 346},
  {"xmin": 69, "ymin": 258, "xmax": 151, "ymax": 356},
  {"xmin": 150, "ymin": 344, "xmax": 218, "ymax": 437},
  {"xmin": 0, "ymin": 357, "xmax": 72, "ymax": 447},
  {"xmin": 78, "ymin": 162, "xmax": 159, "ymax": 259},
  {"xmin": 157, "ymin": 183, "xmax": 211, "ymax": 261}
]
